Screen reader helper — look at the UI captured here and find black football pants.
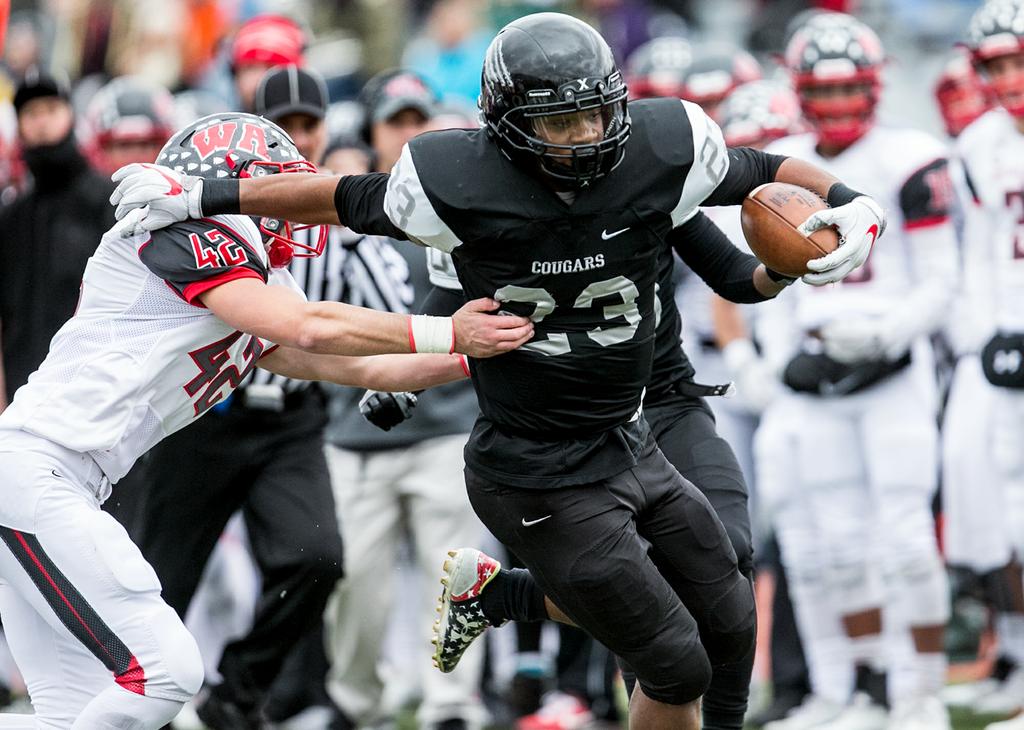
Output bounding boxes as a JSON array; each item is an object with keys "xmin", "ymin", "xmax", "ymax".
[
  {"xmin": 467, "ymin": 434, "xmax": 754, "ymax": 707},
  {"xmin": 129, "ymin": 390, "xmax": 345, "ymax": 711},
  {"xmin": 642, "ymin": 392, "xmax": 755, "ymax": 730}
]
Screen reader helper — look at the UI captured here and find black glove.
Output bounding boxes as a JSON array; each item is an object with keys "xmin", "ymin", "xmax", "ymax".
[{"xmin": 359, "ymin": 390, "xmax": 418, "ymax": 431}]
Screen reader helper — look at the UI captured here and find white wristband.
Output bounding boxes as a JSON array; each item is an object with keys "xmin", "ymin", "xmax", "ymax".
[{"xmin": 408, "ymin": 314, "xmax": 455, "ymax": 354}]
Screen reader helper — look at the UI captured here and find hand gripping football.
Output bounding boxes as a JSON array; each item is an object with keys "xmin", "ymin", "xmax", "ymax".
[{"xmin": 740, "ymin": 182, "xmax": 840, "ymax": 277}]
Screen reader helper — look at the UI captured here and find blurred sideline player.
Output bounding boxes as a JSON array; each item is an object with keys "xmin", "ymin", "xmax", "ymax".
[
  {"xmin": 946, "ymin": 2, "xmax": 1024, "ymax": 727},
  {"xmin": 754, "ymin": 12, "xmax": 958, "ymax": 730},
  {"xmin": 0, "ymin": 112, "xmax": 527, "ymax": 729},
  {"xmin": 626, "ymin": 36, "xmax": 762, "ymax": 122},
  {"xmin": 82, "ymin": 76, "xmax": 177, "ymax": 177}
]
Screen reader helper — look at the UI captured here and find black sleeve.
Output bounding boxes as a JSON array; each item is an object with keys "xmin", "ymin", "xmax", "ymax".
[
  {"xmin": 669, "ymin": 211, "xmax": 769, "ymax": 304},
  {"xmin": 333, "ymin": 174, "xmax": 409, "ymax": 240},
  {"xmin": 418, "ymin": 284, "xmax": 468, "ymax": 316},
  {"xmin": 141, "ymin": 218, "xmax": 268, "ymax": 305},
  {"xmin": 899, "ymin": 158, "xmax": 954, "ymax": 227},
  {"xmin": 702, "ymin": 147, "xmax": 788, "ymax": 207}
]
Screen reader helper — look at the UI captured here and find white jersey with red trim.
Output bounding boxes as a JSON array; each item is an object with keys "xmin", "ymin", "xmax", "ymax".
[
  {"xmin": 957, "ymin": 108, "xmax": 1024, "ymax": 332},
  {"xmin": 0, "ymin": 214, "xmax": 302, "ymax": 483},
  {"xmin": 765, "ymin": 126, "xmax": 954, "ymax": 331}
]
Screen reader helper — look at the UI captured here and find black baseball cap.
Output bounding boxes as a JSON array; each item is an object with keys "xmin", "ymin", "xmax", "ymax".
[
  {"xmin": 360, "ymin": 69, "xmax": 437, "ymax": 124},
  {"xmin": 13, "ymin": 67, "xmax": 71, "ymax": 114},
  {"xmin": 255, "ymin": 65, "xmax": 328, "ymax": 122}
]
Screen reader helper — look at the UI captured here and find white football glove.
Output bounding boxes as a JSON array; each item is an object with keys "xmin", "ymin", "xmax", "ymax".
[
  {"xmin": 798, "ymin": 195, "xmax": 886, "ymax": 286},
  {"xmin": 722, "ymin": 338, "xmax": 779, "ymax": 414},
  {"xmin": 109, "ymin": 163, "xmax": 204, "ymax": 236}
]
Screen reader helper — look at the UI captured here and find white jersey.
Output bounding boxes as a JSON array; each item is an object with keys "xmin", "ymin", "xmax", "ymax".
[
  {"xmin": 957, "ymin": 108, "xmax": 1024, "ymax": 332},
  {"xmin": 0, "ymin": 214, "xmax": 302, "ymax": 483},
  {"xmin": 765, "ymin": 126, "xmax": 954, "ymax": 331}
]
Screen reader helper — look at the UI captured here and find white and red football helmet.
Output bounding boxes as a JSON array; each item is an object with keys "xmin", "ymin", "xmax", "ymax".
[
  {"xmin": 83, "ymin": 76, "xmax": 177, "ymax": 176},
  {"xmin": 156, "ymin": 112, "xmax": 327, "ymax": 267},
  {"xmin": 626, "ymin": 37, "xmax": 761, "ymax": 121},
  {"xmin": 965, "ymin": 0, "xmax": 1024, "ymax": 117},
  {"xmin": 719, "ymin": 79, "xmax": 804, "ymax": 148},
  {"xmin": 785, "ymin": 12, "xmax": 884, "ymax": 149}
]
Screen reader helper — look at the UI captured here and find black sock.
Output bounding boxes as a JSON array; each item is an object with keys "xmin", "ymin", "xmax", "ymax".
[{"xmin": 480, "ymin": 568, "xmax": 549, "ymax": 625}]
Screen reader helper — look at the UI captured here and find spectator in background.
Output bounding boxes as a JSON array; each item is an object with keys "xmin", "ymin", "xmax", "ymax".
[
  {"xmin": 128, "ymin": 66, "xmax": 346, "ymax": 730},
  {"xmin": 230, "ymin": 15, "xmax": 306, "ymax": 112},
  {"xmin": 403, "ymin": 0, "xmax": 492, "ymax": 109},
  {"xmin": 0, "ymin": 68, "xmax": 114, "ymax": 412},
  {"xmin": 322, "ymin": 69, "xmax": 489, "ymax": 730},
  {"xmin": 322, "ymin": 136, "xmax": 376, "ymax": 175},
  {"xmin": 81, "ymin": 75, "xmax": 177, "ymax": 176}
]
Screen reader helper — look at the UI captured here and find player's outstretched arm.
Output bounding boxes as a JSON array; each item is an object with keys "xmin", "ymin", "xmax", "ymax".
[
  {"xmin": 259, "ymin": 348, "xmax": 469, "ymax": 392},
  {"xmin": 200, "ymin": 278, "xmax": 533, "ymax": 358},
  {"xmin": 111, "ymin": 164, "xmax": 345, "ymax": 233}
]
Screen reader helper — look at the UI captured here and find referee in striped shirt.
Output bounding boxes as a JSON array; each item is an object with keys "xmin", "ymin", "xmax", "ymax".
[{"xmin": 130, "ymin": 66, "xmax": 377, "ymax": 729}]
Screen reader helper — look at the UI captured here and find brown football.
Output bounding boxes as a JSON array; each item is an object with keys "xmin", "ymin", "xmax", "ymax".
[{"xmin": 740, "ymin": 182, "xmax": 840, "ymax": 277}]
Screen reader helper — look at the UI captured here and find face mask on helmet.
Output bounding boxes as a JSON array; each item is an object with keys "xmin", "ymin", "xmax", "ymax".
[
  {"xmin": 786, "ymin": 13, "xmax": 884, "ymax": 149},
  {"xmin": 966, "ymin": 0, "xmax": 1024, "ymax": 116},
  {"xmin": 480, "ymin": 13, "xmax": 632, "ymax": 189},
  {"xmin": 157, "ymin": 112, "xmax": 328, "ymax": 267}
]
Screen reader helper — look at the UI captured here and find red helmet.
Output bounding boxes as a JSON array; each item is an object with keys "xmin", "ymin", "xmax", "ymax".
[
  {"xmin": 157, "ymin": 112, "xmax": 326, "ymax": 267},
  {"xmin": 719, "ymin": 80, "xmax": 804, "ymax": 148},
  {"xmin": 965, "ymin": 0, "xmax": 1024, "ymax": 117},
  {"xmin": 934, "ymin": 51, "xmax": 994, "ymax": 137},
  {"xmin": 785, "ymin": 12, "xmax": 884, "ymax": 148},
  {"xmin": 230, "ymin": 14, "xmax": 306, "ymax": 70}
]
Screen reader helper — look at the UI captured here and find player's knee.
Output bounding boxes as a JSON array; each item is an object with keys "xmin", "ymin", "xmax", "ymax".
[
  {"xmin": 636, "ymin": 637, "xmax": 713, "ymax": 705},
  {"xmin": 148, "ymin": 608, "xmax": 205, "ymax": 698},
  {"xmin": 702, "ymin": 574, "xmax": 756, "ymax": 665},
  {"xmin": 724, "ymin": 523, "xmax": 753, "ymax": 577}
]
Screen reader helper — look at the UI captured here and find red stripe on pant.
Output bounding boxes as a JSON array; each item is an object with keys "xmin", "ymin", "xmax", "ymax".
[{"xmin": 0, "ymin": 526, "xmax": 147, "ymax": 695}]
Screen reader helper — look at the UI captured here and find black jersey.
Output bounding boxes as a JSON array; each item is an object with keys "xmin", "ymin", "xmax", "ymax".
[{"xmin": 340, "ymin": 98, "xmax": 731, "ymax": 485}]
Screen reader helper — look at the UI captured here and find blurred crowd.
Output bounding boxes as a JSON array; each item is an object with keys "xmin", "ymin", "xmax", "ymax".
[{"xmin": 0, "ymin": 0, "xmax": 1018, "ymax": 729}]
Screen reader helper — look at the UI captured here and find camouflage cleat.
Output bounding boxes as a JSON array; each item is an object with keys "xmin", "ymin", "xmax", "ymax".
[{"xmin": 432, "ymin": 548, "xmax": 504, "ymax": 673}]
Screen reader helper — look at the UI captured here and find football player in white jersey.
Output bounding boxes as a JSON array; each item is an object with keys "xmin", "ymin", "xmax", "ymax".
[
  {"xmin": 946, "ymin": 3, "xmax": 1024, "ymax": 727},
  {"xmin": 679, "ymin": 79, "xmax": 804, "ymax": 488},
  {"xmin": 754, "ymin": 13, "xmax": 959, "ymax": 730},
  {"xmin": 0, "ymin": 112, "xmax": 532, "ymax": 730}
]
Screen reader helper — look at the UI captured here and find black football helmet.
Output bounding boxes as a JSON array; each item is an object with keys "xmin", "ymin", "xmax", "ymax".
[
  {"xmin": 479, "ymin": 13, "xmax": 630, "ymax": 188},
  {"xmin": 157, "ymin": 112, "xmax": 327, "ymax": 266}
]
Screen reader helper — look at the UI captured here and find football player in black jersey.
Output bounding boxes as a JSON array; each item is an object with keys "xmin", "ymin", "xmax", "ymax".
[{"xmin": 111, "ymin": 13, "xmax": 886, "ymax": 729}]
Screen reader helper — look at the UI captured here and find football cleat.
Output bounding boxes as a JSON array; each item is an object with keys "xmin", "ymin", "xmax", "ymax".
[{"xmin": 432, "ymin": 548, "xmax": 503, "ymax": 673}]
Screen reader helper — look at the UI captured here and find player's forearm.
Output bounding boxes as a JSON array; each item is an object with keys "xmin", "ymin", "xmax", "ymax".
[
  {"xmin": 350, "ymin": 353, "xmax": 469, "ymax": 391},
  {"xmin": 295, "ymin": 301, "xmax": 416, "ymax": 356},
  {"xmin": 201, "ymin": 173, "xmax": 342, "ymax": 225},
  {"xmin": 773, "ymin": 158, "xmax": 840, "ymax": 201},
  {"xmin": 260, "ymin": 348, "xmax": 467, "ymax": 390}
]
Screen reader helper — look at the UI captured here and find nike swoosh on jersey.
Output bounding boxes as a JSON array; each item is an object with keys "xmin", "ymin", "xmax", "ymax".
[
  {"xmin": 521, "ymin": 515, "xmax": 552, "ymax": 527},
  {"xmin": 601, "ymin": 227, "xmax": 629, "ymax": 240}
]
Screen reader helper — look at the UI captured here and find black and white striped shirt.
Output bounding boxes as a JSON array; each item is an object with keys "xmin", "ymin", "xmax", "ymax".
[{"xmin": 248, "ymin": 226, "xmax": 414, "ymax": 393}]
